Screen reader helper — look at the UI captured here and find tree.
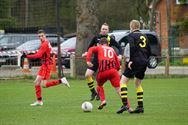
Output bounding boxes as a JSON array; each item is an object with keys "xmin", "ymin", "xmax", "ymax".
[
  {"xmin": 148, "ymin": 0, "xmax": 159, "ymax": 31},
  {"xmin": 75, "ymin": 0, "xmax": 99, "ymax": 77},
  {"xmin": 135, "ymin": 0, "xmax": 150, "ymax": 28},
  {"xmin": 0, "ymin": 0, "xmax": 16, "ymax": 29}
]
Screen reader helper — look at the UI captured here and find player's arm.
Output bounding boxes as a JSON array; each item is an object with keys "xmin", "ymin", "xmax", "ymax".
[
  {"xmin": 86, "ymin": 47, "xmax": 97, "ymax": 67},
  {"xmin": 123, "ymin": 43, "xmax": 130, "ymax": 62},
  {"xmin": 86, "ymin": 46, "xmax": 98, "ymax": 62},
  {"xmin": 114, "ymin": 52, "xmax": 120, "ymax": 70},
  {"xmin": 127, "ymin": 36, "xmax": 136, "ymax": 62},
  {"xmin": 127, "ymin": 36, "xmax": 135, "ymax": 69},
  {"xmin": 26, "ymin": 43, "xmax": 48, "ymax": 59}
]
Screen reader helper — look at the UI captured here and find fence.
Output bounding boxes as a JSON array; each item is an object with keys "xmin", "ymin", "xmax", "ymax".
[
  {"xmin": 0, "ymin": 0, "xmax": 188, "ymax": 78},
  {"xmin": 71, "ymin": 55, "xmax": 188, "ymax": 77},
  {"xmin": 0, "ymin": 54, "xmax": 188, "ymax": 79}
]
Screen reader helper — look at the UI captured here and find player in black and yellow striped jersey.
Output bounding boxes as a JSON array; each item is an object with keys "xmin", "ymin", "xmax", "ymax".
[
  {"xmin": 82, "ymin": 23, "xmax": 122, "ymax": 101},
  {"xmin": 117, "ymin": 20, "xmax": 151, "ymax": 114}
]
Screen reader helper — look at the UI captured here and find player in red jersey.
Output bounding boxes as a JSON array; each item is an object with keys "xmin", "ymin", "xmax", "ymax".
[
  {"xmin": 22, "ymin": 30, "xmax": 70, "ymax": 106},
  {"xmin": 86, "ymin": 38, "xmax": 121, "ymax": 109},
  {"xmin": 82, "ymin": 23, "xmax": 122, "ymax": 101}
]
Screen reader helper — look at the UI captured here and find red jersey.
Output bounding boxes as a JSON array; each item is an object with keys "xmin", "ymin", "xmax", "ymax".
[
  {"xmin": 26, "ymin": 38, "xmax": 52, "ymax": 65},
  {"xmin": 86, "ymin": 45, "xmax": 120, "ymax": 72}
]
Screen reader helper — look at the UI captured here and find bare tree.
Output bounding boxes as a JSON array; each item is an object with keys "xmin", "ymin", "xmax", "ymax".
[
  {"xmin": 75, "ymin": 0, "xmax": 99, "ymax": 77},
  {"xmin": 148, "ymin": 0, "xmax": 159, "ymax": 31},
  {"xmin": 136, "ymin": 0, "xmax": 150, "ymax": 28}
]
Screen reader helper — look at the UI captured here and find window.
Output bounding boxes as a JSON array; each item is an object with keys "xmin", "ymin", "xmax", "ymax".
[
  {"xmin": 61, "ymin": 37, "xmax": 76, "ymax": 49},
  {"xmin": 176, "ymin": 0, "xmax": 188, "ymax": 4},
  {"xmin": 10, "ymin": 36, "xmax": 24, "ymax": 46},
  {"xmin": 0, "ymin": 36, "xmax": 9, "ymax": 46}
]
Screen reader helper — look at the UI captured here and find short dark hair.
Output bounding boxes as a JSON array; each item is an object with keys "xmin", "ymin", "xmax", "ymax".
[
  {"xmin": 100, "ymin": 38, "xmax": 108, "ymax": 45},
  {"xmin": 37, "ymin": 29, "xmax": 45, "ymax": 34}
]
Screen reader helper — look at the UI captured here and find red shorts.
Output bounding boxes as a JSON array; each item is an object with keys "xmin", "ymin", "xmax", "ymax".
[
  {"xmin": 38, "ymin": 64, "xmax": 51, "ymax": 80},
  {"xmin": 96, "ymin": 68, "xmax": 120, "ymax": 88}
]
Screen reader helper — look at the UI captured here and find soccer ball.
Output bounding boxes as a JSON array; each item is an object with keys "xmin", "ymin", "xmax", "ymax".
[{"xmin": 81, "ymin": 101, "xmax": 93, "ymax": 112}]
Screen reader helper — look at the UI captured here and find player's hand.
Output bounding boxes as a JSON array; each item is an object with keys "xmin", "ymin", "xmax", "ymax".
[
  {"xmin": 87, "ymin": 61, "xmax": 93, "ymax": 67},
  {"xmin": 82, "ymin": 52, "xmax": 88, "ymax": 57},
  {"xmin": 118, "ymin": 55, "xmax": 122, "ymax": 61},
  {"xmin": 128, "ymin": 61, "xmax": 133, "ymax": 70}
]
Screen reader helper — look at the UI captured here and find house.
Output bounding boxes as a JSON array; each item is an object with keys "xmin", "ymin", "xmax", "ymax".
[{"xmin": 155, "ymin": 0, "xmax": 188, "ymax": 56}]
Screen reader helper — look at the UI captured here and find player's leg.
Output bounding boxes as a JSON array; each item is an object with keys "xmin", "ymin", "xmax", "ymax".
[
  {"xmin": 30, "ymin": 75, "xmax": 43, "ymax": 106},
  {"xmin": 60, "ymin": 69, "xmax": 70, "ymax": 87},
  {"xmin": 85, "ymin": 55, "xmax": 100, "ymax": 101},
  {"xmin": 96, "ymin": 73, "xmax": 107, "ymax": 109},
  {"xmin": 108, "ymin": 69, "xmax": 121, "ymax": 97},
  {"xmin": 97, "ymin": 85, "xmax": 106, "ymax": 109},
  {"xmin": 116, "ymin": 75, "xmax": 130, "ymax": 114},
  {"xmin": 30, "ymin": 65, "xmax": 47, "ymax": 106},
  {"xmin": 85, "ymin": 68, "xmax": 99, "ymax": 101},
  {"xmin": 43, "ymin": 78, "xmax": 70, "ymax": 88},
  {"xmin": 41, "ymin": 64, "xmax": 70, "ymax": 88},
  {"xmin": 129, "ymin": 67, "xmax": 146, "ymax": 113},
  {"xmin": 129, "ymin": 78, "xmax": 144, "ymax": 113},
  {"xmin": 109, "ymin": 71, "xmax": 127, "ymax": 112}
]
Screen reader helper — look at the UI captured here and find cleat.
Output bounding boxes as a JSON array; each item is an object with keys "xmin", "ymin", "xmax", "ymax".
[
  {"xmin": 90, "ymin": 92, "xmax": 97, "ymax": 101},
  {"xmin": 96, "ymin": 93, "xmax": 100, "ymax": 100},
  {"xmin": 90, "ymin": 91, "xmax": 100, "ymax": 101},
  {"xmin": 30, "ymin": 101, "xmax": 43, "ymax": 106},
  {"xmin": 129, "ymin": 106, "xmax": 144, "ymax": 114},
  {"xmin": 98, "ymin": 102, "xmax": 107, "ymax": 110},
  {"xmin": 61, "ymin": 77, "xmax": 70, "ymax": 88},
  {"xmin": 116, "ymin": 105, "xmax": 129, "ymax": 114}
]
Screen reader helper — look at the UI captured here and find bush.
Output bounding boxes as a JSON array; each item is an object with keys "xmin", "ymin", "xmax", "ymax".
[
  {"xmin": 0, "ymin": 17, "xmax": 17, "ymax": 29},
  {"xmin": 179, "ymin": 20, "xmax": 188, "ymax": 33}
]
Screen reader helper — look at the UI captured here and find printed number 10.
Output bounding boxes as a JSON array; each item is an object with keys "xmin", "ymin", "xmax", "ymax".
[{"xmin": 104, "ymin": 48, "xmax": 114, "ymax": 58}]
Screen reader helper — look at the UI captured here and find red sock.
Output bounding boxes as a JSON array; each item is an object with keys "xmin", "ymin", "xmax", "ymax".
[
  {"xmin": 97, "ymin": 86, "xmax": 105, "ymax": 102},
  {"xmin": 35, "ymin": 85, "xmax": 42, "ymax": 101},
  {"xmin": 45, "ymin": 80, "xmax": 61, "ymax": 88}
]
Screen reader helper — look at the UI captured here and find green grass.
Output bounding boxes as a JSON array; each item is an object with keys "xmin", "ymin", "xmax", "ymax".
[{"xmin": 0, "ymin": 78, "xmax": 188, "ymax": 125}]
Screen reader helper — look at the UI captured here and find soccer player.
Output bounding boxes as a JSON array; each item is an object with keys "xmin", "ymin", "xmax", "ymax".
[
  {"xmin": 22, "ymin": 29, "xmax": 70, "ymax": 106},
  {"xmin": 82, "ymin": 23, "xmax": 122, "ymax": 101},
  {"xmin": 86, "ymin": 38, "xmax": 121, "ymax": 109},
  {"xmin": 116, "ymin": 20, "xmax": 151, "ymax": 114}
]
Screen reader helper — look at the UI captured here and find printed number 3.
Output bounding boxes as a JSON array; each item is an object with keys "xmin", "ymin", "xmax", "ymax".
[{"xmin": 139, "ymin": 36, "xmax": 146, "ymax": 48}]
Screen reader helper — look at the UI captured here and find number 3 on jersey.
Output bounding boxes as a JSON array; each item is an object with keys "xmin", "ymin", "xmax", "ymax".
[
  {"xmin": 139, "ymin": 36, "xmax": 146, "ymax": 48},
  {"xmin": 104, "ymin": 48, "xmax": 114, "ymax": 58}
]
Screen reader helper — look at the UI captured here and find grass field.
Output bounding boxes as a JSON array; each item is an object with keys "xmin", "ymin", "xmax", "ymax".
[{"xmin": 0, "ymin": 78, "xmax": 188, "ymax": 125}]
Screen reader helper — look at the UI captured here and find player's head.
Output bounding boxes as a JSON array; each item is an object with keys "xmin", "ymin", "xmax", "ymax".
[
  {"xmin": 130, "ymin": 20, "xmax": 140, "ymax": 32},
  {"xmin": 37, "ymin": 29, "xmax": 46, "ymax": 41},
  {"xmin": 99, "ymin": 38, "xmax": 108, "ymax": 45},
  {"xmin": 100, "ymin": 23, "xmax": 109, "ymax": 35}
]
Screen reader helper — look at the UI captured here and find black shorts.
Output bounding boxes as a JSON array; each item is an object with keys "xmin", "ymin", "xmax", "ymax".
[
  {"xmin": 87, "ymin": 54, "xmax": 98, "ymax": 72},
  {"xmin": 123, "ymin": 62, "xmax": 147, "ymax": 80}
]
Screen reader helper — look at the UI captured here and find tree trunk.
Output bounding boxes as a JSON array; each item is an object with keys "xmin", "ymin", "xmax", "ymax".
[
  {"xmin": 149, "ymin": 0, "xmax": 159, "ymax": 31},
  {"xmin": 75, "ymin": 0, "xmax": 99, "ymax": 77}
]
